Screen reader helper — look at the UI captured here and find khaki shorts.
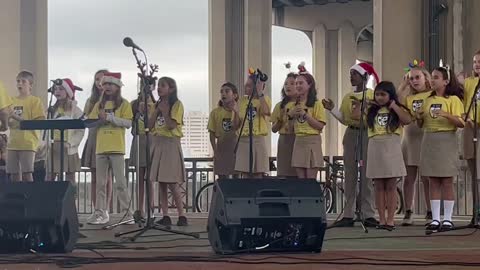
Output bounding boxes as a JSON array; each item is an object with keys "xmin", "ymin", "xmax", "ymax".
[{"xmin": 7, "ymin": 150, "xmax": 35, "ymax": 174}]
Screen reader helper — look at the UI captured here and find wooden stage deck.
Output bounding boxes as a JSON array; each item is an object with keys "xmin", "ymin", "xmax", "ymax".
[{"xmin": 2, "ymin": 213, "xmax": 480, "ymax": 270}]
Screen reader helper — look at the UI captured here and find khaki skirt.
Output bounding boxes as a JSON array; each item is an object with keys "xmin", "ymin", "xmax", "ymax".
[
  {"xmin": 367, "ymin": 134, "xmax": 406, "ymax": 179},
  {"xmin": 149, "ymin": 136, "xmax": 185, "ymax": 183},
  {"xmin": 129, "ymin": 134, "xmax": 148, "ymax": 167},
  {"xmin": 277, "ymin": 134, "xmax": 297, "ymax": 176},
  {"xmin": 401, "ymin": 124, "xmax": 424, "ymax": 166},
  {"xmin": 420, "ymin": 131, "xmax": 459, "ymax": 177},
  {"xmin": 292, "ymin": 135, "xmax": 323, "ymax": 169},
  {"xmin": 48, "ymin": 142, "xmax": 81, "ymax": 173},
  {"xmin": 214, "ymin": 133, "xmax": 238, "ymax": 176},
  {"xmin": 81, "ymin": 128, "xmax": 97, "ymax": 168},
  {"xmin": 235, "ymin": 136, "xmax": 269, "ymax": 173}
]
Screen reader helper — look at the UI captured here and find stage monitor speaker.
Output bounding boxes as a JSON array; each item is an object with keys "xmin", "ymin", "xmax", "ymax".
[
  {"xmin": 0, "ymin": 181, "xmax": 79, "ymax": 253},
  {"xmin": 207, "ymin": 178, "xmax": 327, "ymax": 254}
]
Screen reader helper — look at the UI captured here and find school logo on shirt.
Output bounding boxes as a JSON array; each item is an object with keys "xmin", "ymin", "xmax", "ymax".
[
  {"xmin": 13, "ymin": 106, "xmax": 23, "ymax": 116},
  {"xmin": 296, "ymin": 109, "xmax": 309, "ymax": 123},
  {"xmin": 430, "ymin": 104, "xmax": 442, "ymax": 118},
  {"xmin": 376, "ymin": 113, "xmax": 389, "ymax": 127},
  {"xmin": 286, "ymin": 108, "xmax": 293, "ymax": 120},
  {"xmin": 247, "ymin": 107, "xmax": 257, "ymax": 121},
  {"xmin": 222, "ymin": 118, "xmax": 232, "ymax": 132},
  {"xmin": 157, "ymin": 114, "xmax": 165, "ymax": 126},
  {"xmin": 412, "ymin": 100, "xmax": 423, "ymax": 112},
  {"xmin": 105, "ymin": 109, "xmax": 114, "ymax": 118}
]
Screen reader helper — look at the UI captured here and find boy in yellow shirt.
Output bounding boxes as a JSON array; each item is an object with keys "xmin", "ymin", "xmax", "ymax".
[{"xmin": 7, "ymin": 71, "xmax": 45, "ymax": 182}]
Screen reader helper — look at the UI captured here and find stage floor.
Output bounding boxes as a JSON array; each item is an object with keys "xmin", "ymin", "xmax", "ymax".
[{"xmin": 2, "ymin": 213, "xmax": 480, "ymax": 270}]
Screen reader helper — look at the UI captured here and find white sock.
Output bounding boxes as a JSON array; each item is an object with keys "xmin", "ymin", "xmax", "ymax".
[
  {"xmin": 443, "ymin": 200, "xmax": 455, "ymax": 221},
  {"xmin": 431, "ymin": 200, "xmax": 441, "ymax": 223}
]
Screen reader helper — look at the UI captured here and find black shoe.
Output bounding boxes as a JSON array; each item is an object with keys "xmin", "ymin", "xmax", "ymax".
[
  {"xmin": 333, "ymin": 217, "xmax": 354, "ymax": 227},
  {"xmin": 156, "ymin": 216, "xmax": 172, "ymax": 226},
  {"xmin": 401, "ymin": 210, "xmax": 413, "ymax": 226},
  {"xmin": 440, "ymin": 220, "xmax": 454, "ymax": 231},
  {"xmin": 364, "ymin": 217, "xmax": 379, "ymax": 227},
  {"xmin": 177, "ymin": 216, "xmax": 188, "ymax": 226},
  {"xmin": 425, "ymin": 210, "xmax": 432, "ymax": 221},
  {"xmin": 425, "ymin": 220, "xmax": 440, "ymax": 232}
]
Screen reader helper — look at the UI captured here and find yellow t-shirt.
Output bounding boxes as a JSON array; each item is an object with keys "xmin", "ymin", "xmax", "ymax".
[
  {"xmin": 238, "ymin": 95, "xmax": 272, "ymax": 136},
  {"xmin": 271, "ymin": 101, "xmax": 295, "ymax": 135},
  {"xmin": 0, "ymin": 81, "xmax": 12, "ymax": 110},
  {"xmin": 131, "ymin": 99, "xmax": 155, "ymax": 135},
  {"xmin": 89, "ymin": 99, "xmax": 133, "ymax": 154},
  {"xmin": 463, "ymin": 77, "xmax": 480, "ymax": 122},
  {"xmin": 151, "ymin": 100, "xmax": 184, "ymax": 138},
  {"xmin": 208, "ymin": 106, "xmax": 238, "ymax": 139},
  {"xmin": 293, "ymin": 100, "xmax": 327, "ymax": 136},
  {"xmin": 339, "ymin": 89, "xmax": 374, "ymax": 127},
  {"xmin": 8, "ymin": 95, "xmax": 45, "ymax": 151},
  {"xmin": 367, "ymin": 107, "xmax": 403, "ymax": 138},
  {"xmin": 421, "ymin": 95, "xmax": 464, "ymax": 132},
  {"xmin": 404, "ymin": 90, "xmax": 433, "ymax": 117}
]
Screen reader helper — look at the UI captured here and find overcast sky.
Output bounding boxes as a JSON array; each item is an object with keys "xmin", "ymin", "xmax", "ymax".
[{"xmin": 48, "ymin": 0, "xmax": 312, "ymax": 156}]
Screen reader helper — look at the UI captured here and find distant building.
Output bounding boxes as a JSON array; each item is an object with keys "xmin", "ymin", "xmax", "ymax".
[{"xmin": 181, "ymin": 111, "xmax": 210, "ymax": 157}]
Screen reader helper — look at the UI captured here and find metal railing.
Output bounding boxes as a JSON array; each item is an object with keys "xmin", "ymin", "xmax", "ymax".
[{"xmin": 73, "ymin": 156, "xmax": 474, "ymax": 216}]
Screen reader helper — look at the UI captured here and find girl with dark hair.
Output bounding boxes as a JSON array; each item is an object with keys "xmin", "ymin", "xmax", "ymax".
[
  {"xmin": 290, "ymin": 65, "xmax": 326, "ymax": 179},
  {"xmin": 148, "ymin": 77, "xmax": 187, "ymax": 226},
  {"xmin": 418, "ymin": 65, "xmax": 464, "ymax": 232},
  {"xmin": 83, "ymin": 70, "xmax": 113, "ymax": 220},
  {"xmin": 354, "ymin": 81, "xmax": 411, "ymax": 230},
  {"xmin": 271, "ymin": 73, "xmax": 297, "ymax": 177},
  {"xmin": 208, "ymin": 82, "xmax": 240, "ymax": 179}
]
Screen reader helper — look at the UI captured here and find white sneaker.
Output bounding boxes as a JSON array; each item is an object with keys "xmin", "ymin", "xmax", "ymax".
[
  {"xmin": 87, "ymin": 210, "xmax": 110, "ymax": 225},
  {"xmin": 86, "ymin": 212, "xmax": 97, "ymax": 223}
]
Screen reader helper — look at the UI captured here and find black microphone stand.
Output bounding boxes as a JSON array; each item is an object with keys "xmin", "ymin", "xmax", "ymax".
[
  {"xmin": 427, "ymin": 80, "xmax": 480, "ymax": 235},
  {"xmin": 234, "ymin": 73, "xmax": 259, "ymax": 176},
  {"xmin": 45, "ymin": 84, "xmax": 56, "ymax": 180},
  {"xmin": 113, "ymin": 47, "xmax": 199, "ymax": 241}
]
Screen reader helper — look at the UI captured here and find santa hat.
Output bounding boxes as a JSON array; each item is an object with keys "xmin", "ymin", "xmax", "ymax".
[
  {"xmin": 60, "ymin": 78, "xmax": 76, "ymax": 99},
  {"xmin": 350, "ymin": 62, "xmax": 379, "ymax": 85},
  {"xmin": 102, "ymin": 72, "xmax": 124, "ymax": 87}
]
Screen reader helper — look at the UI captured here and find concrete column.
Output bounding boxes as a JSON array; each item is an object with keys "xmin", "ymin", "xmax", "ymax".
[
  {"xmin": 244, "ymin": 0, "xmax": 272, "ymax": 98},
  {"xmin": 208, "ymin": 0, "xmax": 227, "ymax": 111},
  {"xmin": 337, "ymin": 21, "xmax": 356, "ymax": 154},
  {"xmin": 464, "ymin": 0, "xmax": 480, "ymax": 72},
  {"xmin": 373, "ymin": 0, "xmax": 422, "ymax": 85},
  {"xmin": 452, "ymin": 0, "xmax": 463, "ymax": 73},
  {"xmin": 0, "ymin": 0, "xmax": 47, "ymax": 102}
]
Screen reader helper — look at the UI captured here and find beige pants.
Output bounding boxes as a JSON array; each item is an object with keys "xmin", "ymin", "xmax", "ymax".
[
  {"xmin": 343, "ymin": 127, "xmax": 376, "ymax": 219},
  {"xmin": 95, "ymin": 154, "xmax": 132, "ymax": 214}
]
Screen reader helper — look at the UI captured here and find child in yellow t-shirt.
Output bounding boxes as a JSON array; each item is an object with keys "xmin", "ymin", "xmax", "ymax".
[
  {"xmin": 47, "ymin": 79, "xmax": 85, "ymax": 183},
  {"xmin": 355, "ymin": 81, "xmax": 411, "ymax": 230},
  {"xmin": 234, "ymin": 75, "xmax": 271, "ymax": 178},
  {"xmin": 148, "ymin": 77, "xmax": 187, "ymax": 227},
  {"xmin": 271, "ymin": 73, "xmax": 297, "ymax": 178},
  {"xmin": 7, "ymin": 71, "xmax": 45, "ymax": 182},
  {"xmin": 417, "ymin": 66, "xmax": 464, "ymax": 232},
  {"xmin": 87, "ymin": 72, "xmax": 133, "ymax": 225},
  {"xmin": 208, "ymin": 82, "xmax": 240, "ymax": 179},
  {"xmin": 289, "ymin": 67, "xmax": 326, "ymax": 179}
]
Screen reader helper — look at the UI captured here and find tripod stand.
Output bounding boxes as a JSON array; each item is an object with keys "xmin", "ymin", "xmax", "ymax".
[
  {"xmin": 110, "ymin": 44, "xmax": 198, "ymax": 241},
  {"xmin": 427, "ymin": 79, "xmax": 480, "ymax": 235}
]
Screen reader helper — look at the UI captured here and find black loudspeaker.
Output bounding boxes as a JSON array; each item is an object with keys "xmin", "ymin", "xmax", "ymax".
[
  {"xmin": 207, "ymin": 178, "xmax": 327, "ymax": 254},
  {"xmin": 0, "ymin": 181, "xmax": 79, "ymax": 253}
]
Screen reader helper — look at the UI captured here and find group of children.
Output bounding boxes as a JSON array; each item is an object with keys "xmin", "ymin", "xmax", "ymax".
[{"xmin": 0, "ymin": 50, "xmax": 478, "ymax": 231}]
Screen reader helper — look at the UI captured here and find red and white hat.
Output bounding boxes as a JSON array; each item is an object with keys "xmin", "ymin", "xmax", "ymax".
[
  {"xmin": 60, "ymin": 78, "xmax": 76, "ymax": 99},
  {"xmin": 350, "ymin": 62, "xmax": 379, "ymax": 85},
  {"xmin": 102, "ymin": 72, "xmax": 124, "ymax": 87}
]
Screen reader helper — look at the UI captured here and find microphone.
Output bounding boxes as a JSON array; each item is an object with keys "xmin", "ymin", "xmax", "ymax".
[
  {"xmin": 256, "ymin": 69, "xmax": 268, "ymax": 82},
  {"xmin": 123, "ymin": 37, "xmax": 144, "ymax": 52}
]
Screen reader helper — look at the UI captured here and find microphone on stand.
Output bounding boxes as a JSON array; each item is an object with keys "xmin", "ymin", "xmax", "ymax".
[{"xmin": 123, "ymin": 37, "xmax": 144, "ymax": 52}]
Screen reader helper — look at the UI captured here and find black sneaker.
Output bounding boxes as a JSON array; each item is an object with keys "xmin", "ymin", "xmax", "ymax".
[
  {"xmin": 364, "ymin": 217, "xmax": 379, "ymax": 227},
  {"xmin": 177, "ymin": 216, "xmax": 188, "ymax": 226},
  {"xmin": 156, "ymin": 216, "xmax": 172, "ymax": 226},
  {"xmin": 333, "ymin": 217, "xmax": 354, "ymax": 227}
]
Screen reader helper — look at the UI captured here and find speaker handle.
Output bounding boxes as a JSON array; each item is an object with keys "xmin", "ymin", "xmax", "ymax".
[{"xmin": 255, "ymin": 189, "xmax": 291, "ymax": 205}]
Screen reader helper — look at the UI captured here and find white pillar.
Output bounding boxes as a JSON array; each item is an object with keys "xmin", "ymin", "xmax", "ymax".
[{"xmin": 208, "ymin": 0, "xmax": 227, "ymax": 111}]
